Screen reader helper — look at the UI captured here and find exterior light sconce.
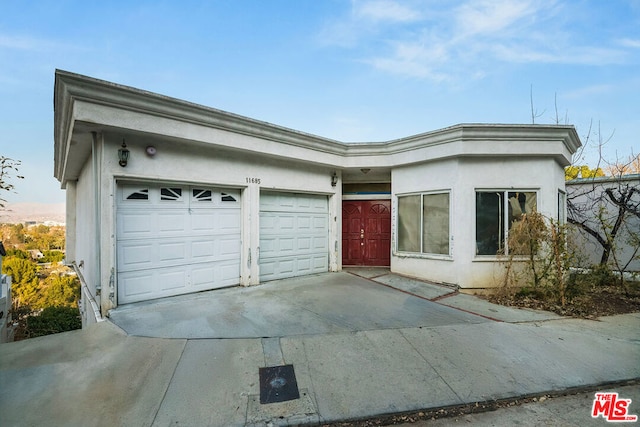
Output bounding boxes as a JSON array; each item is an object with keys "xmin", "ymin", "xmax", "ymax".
[
  {"xmin": 331, "ymin": 171, "xmax": 338, "ymax": 187},
  {"xmin": 118, "ymin": 140, "xmax": 130, "ymax": 167}
]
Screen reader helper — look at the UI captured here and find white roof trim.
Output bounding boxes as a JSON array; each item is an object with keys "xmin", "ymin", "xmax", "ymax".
[{"xmin": 54, "ymin": 70, "xmax": 582, "ymax": 184}]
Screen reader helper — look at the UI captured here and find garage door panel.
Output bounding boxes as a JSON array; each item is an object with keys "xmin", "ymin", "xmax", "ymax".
[
  {"xmin": 119, "ymin": 242, "xmax": 155, "ymax": 270},
  {"xmin": 158, "ymin": 241, "xmax": 187, "ymax": 262},
  {"xmin": 191, "ymin": 239, "xmax": 215, "ymax": 259},
  {"xmin": 314, "ymin": 236, "xmax": 328, "ymax": 250},
  {"xmin": 120, "ymin": 272, "xmax": 156, "ymax": 299},
  {"xmin": 191, "ymin": 213, "xmax": 215, "ymax": 231},
  {"xmin": 262, "ymin": 235, "xmax": 327, "ymax": 257},
  {"xmin": 118, "ymin": 212, "xmax": 154, "ymax": 237},
  {"xmin": 119, "ymin": 267, "xmax": 189, "ymax": 302},
  {"xmin": 278, "ymin": 216, "xmax": 295, "ymax": 230},
  {"xmin": 217, "ymin": 211, "xmax": 242, "ymax": 231},
  {"xmin": 219, "ymin": 238, "xmax": 242, "ymax": 256},
  {"xmin": 297, "ymin": 258, "xmax": 311, "ymax": 273},
  {"xmin": 298, "ymin": 237, "xmax": 311, "ymax": 250},
  {"xmin": 260, "ymin": 215, "xmax": 276, "ymax": 231},
  {"xmin": 312, "ymin": 255, "xmax": 328, "ymax": 269},
  {"xmin": 280, "ymin": 238, "xmax": 295, "ymax": 252},
  {"xmin": 160, "ymin": 269, "xmax": 188, "ymax": 291},
  {"xmin": 191, "ymin": 264, "xmax": 215, "ymax": 288},
  {"xmin": 313, "ymin": 215, "xmax": 328, "ymax": 229},
  {"xmin": 158, "ymin": 213, "xmax": 187, "ymax": 233},
  {"xmin": 262, "ymin": 259, "xmax": 295, "ymax": 277},
  {"xmin": 297, "ymin": 216, "xmax": 311, "ymax": 229},
  {"xmin": 219, "ymin": 262, "xmax": 244, "ymax": 284}
]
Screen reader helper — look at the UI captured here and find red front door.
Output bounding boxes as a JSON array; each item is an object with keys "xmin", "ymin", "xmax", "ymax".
[{"xmin": 342, "ymin": 200, "xmax": 391, "ymax": 266}]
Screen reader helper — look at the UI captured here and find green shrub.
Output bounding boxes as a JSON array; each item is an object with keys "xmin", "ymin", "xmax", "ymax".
[
  {"xmin": 40, "ymin": 251, "xmax": 65, "ymax": 263},
  {"xmin": 586, "ymin": 264, "xmax": 617, "ymax": 287},
  {"xmin": 24, "ymin": 306, "xmax": 81, "ymax": 338}
]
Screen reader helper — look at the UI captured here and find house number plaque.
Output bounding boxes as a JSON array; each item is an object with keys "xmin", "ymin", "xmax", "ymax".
[{"xmin": 246, "ymin": 177, "xmax": 261, "ymax": 184}]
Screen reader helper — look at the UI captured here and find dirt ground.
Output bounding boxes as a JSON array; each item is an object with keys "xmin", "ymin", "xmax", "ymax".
[{"xmin": 486, "ymin": 280, "xmax": 640, "ymax": 319}]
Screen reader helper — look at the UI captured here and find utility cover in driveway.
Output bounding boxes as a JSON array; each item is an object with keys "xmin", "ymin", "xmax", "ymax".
[{"xmin": 259, "ymin": 364, "xmax": 300, "ymax": 404}]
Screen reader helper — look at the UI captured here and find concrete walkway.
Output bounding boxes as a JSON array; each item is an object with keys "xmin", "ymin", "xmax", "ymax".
[{"xmin": 1, "ymin": 270, "xmax": 639, "ymax": 426}]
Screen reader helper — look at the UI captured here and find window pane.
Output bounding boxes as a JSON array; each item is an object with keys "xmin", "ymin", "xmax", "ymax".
[
  {"xmin": 476, "ymin": 192, "xmax": 504, "ymax": 255},
  {"xmin": 160, "ymin": 187, "xmax": 182, "ymax": 201},
  {"xmin": 507, "ymin": 192, "xmax": 537, "ymax": 230},
  {"xmin": 221, "ymin": 192, "xmax": 237, "ymax": 202},
  {"xmin": 558, "ymin": 191, "xmax": 566, "ymax": 224},
  {"xmin": 125, "ymin": 188, "xmax": 149, "ymax": 200},
  {"xmin": 423, "ymin": 193, "xmax": 449, "ymax": 254},
  {"xmin": 398, "ymin": 195, "xmax": 421, "ymax": 252},
  {"xmin": 192, "ymin": 189, "xmax": 212, "ymax": 202},
  {"xmin": 507, "ymin": 192, "xmax": 537, "ymax": 256}
]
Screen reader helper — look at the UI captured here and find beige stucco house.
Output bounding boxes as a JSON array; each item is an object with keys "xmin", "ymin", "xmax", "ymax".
[{"xmin": 53, "ymin": 70, "xmax": 581, "ymax": 326}]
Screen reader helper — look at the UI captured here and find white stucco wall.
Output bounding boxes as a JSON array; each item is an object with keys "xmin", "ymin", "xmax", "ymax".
[
  {"xmin": 72, "ymin": 152, "xmax": 101, "ymax": 324},
  {"xmin": 95, "ymin": 133, "xmax": 340, "ymax": 308},
  {"xmin": 391, "ymin": 156, "xmax": 567, "ymax": 290},
  {"xmin": 391, "ymin": 158, "xmax": 459, "ymax": 285}
]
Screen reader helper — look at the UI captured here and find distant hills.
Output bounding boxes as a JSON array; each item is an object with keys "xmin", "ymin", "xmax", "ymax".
[{"xmin": 0, "ymin": 203, "xmax": 66, "ymax": 224}]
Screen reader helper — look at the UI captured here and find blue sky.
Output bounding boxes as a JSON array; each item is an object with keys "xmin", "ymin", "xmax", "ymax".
[{"xmin": 1, "ymin": 0, "xmax": 639, "ymax": 204}]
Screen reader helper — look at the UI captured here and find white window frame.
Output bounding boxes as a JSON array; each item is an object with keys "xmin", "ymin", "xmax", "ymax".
[
  {"xmin": 558, "ymin": 190, "xmax": 567, "ymax": 225},
  {"xmin": 396, "ymin": 190, "xmax": 451, "ymax": 257},
  {"xmin": 475, "ymin": 189, "xmax": 539, "ymax": 257}
]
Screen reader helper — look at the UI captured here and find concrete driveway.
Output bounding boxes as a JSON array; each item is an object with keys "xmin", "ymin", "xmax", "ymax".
[
  {"xmin": 2, "ymin": 268, "xmax": 638, "ymax": 426},
  {"xmin": 108, "ymin": 269, "xmax": 488, "ymax": 338}
]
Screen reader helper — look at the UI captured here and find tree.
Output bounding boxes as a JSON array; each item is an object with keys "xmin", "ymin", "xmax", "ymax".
[
  {"xmin": 1, "ymin": 223, "xmax": 26, "ymax": 248},
  {"xmin": 0, "ymin": 156, "xmax": 24, "ymax": 208},
  {"xmin": 604, "ymin": 153, "xmax": 640, "ymax": 176},
  {"xmin": 1, "ymin": 257, "xmax": 41, "ymax": 308},
  {"xmin": 566, "ymin": 149, "xmax": 640, "ymax": 285},
  {"xmin": 565, "ymin": 165, "xmax": 605, "ymax": 180},
  {"xmin": 39, "ymin": 274, "xmax": 80, "ymax": 308}
]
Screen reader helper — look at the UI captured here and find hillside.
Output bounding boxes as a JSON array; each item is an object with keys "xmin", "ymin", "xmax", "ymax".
[{"xmin": 0, "ymin": 203, "xmax": 66, "ymax": 224}]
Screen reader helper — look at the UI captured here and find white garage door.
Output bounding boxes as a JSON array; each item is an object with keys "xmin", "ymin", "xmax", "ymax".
[
  {"xmin": 259, "ymin": 191, "xmax": 329, "ymax": 282},
  {"xmin": 116, "ymin": 183, "xmax": 241, "ymax": 304}
]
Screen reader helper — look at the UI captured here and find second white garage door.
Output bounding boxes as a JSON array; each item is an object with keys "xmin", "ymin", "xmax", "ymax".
[{"xmin": 259, "ymin": 191, "xmax": 329, "ymax": 281}]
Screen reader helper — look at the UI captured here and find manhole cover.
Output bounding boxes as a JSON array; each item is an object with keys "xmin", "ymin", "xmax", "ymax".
[{"xmin": 259, "ymin": 364, "xmax": 300, "ymax": 404}]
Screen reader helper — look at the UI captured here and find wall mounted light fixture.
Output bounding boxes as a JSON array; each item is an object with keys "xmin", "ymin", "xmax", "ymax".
[
  {"xmin": 331, "ymin": 171, "xmax": 338, "ymax": 187},
  {"xmin": 118, "ymin": 139, "xmax": 130, "ymax": 167}
]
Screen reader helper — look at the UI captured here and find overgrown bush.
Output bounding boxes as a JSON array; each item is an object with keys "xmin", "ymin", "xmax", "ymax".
[
  {"xmin": 22, "ymin": 306, "xmax": 81, "ymax": 338},
  {"xmin": 500, "ymin": 213, "xmax": 576, "ymax": 306},
  {"xmin": 496, "ymin": 212, "xmax": 639, "ymax": 315}
]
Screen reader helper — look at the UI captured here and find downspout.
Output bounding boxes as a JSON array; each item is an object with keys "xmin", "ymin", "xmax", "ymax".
[{"xmin": 91, "ymin": 132, "xmax": 102, "ymax": 299}]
